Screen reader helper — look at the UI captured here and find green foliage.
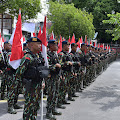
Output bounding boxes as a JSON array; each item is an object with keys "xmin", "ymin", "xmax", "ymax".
[
  {"xmin": 0, "ymin": 0, "xmax": 41, "ymax": 20},
  {"xmin": 71, "ymin": 0, "xmax": 120, "ymax": 43},
  {"xmin": 103, "ymin": 13, "xmax": 120, "ymax": 41},
  {"xmin": 48, "ymin": 1, "xmax": 95, "ymax": 40}
]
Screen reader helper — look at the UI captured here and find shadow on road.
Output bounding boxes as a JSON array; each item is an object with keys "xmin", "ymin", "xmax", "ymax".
[{"xmin": 80, "ymin": 85, "xmax": 120, "ymax": 111}]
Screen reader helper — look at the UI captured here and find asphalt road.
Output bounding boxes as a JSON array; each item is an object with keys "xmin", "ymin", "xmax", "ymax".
[{"xmin": 0, "ymin": 59, "xmax": 120, "ymax": 120}]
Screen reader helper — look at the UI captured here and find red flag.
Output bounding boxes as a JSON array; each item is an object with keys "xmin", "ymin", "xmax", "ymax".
[
  {"xmin": 97, "ymin": 43, "xmax": 100, "ymax": 48},
  {"xmin": 49, "ymin": 31, "xmax": 54, "ymax": 40},
  {"xmin": 90, "ymin": 40, "xmax": 92, "ymax": 45},
  {"xmin": 38, "ymin": 16, "xmax": 48, "ymax": 66},
  {"xmin": 37, "ymin": 26, "xmax": 41, "ymax": 39},
  {"xmin": 70, "ymin": 33, "xmax": 75, "ymax": 44},
  {"xmin": 85, "ymin": 35, "xmax": 87, "ymax": 44},
  {"xmin": 9, "ymin": 9, "xmax": 24, "ymax": 69},
  {"xmin": 68, "ymin": 36, "xmax": 70, "ymax": 43},
  {"xmin": 31, "ymin": 32, "xmax": 36, "ymax": 37},
  {"xmin": 62, "ymin": 37, "xmax": 65, "ymax": 41},
  {"xmin": 108, "ymin": 45, "xmax": 110, "ymax": 50},
  {"xmin": 57, "ymin": 35, "xmax": 62, "ymax": 53},
  {"xmin": 76, "ymin": 38, "xmax": 80, "ymax": 52}
]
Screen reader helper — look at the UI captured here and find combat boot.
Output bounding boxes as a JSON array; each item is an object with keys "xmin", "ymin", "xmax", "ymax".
[
  {"xmin": 62, "ymin": 100, "xmax": 70, "ymax": 105},
  {"xmin": 52, "ymin": 109, "xmax": 62, "ymax": 115},
  {"xmin": 46, "ymin": 112, "xmax": 56, "ymax": 120},
  {"xmin": 14, "ymin": 104, "xmax": 22, "ymax": 109},
  {"xmin": 8, "ymin": 106, "xmax": 17, "ymax": 114},
  {"xmin": 57, "ymin": 103, "xmax": 66, "ymax": 109},
  {"xmin": 1, "ymin": 94, "xmax": 5, "ymax": 100},
  {"xmin": 68, "ymin": 97, "xmax": 75, "ymax": 101}
]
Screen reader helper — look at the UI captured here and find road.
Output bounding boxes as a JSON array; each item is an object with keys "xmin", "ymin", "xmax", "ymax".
[{"xmin": 0, "ymin": 59, "xmax": 120, "ymax": 120}]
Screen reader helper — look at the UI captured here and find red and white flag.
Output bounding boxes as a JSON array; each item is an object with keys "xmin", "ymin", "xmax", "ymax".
[
  {"xmin": 9, "ymin": 9, "xmax": 24, "ymax": 69},
  {"xmin": 76, "ymin": 38, "xmax": 80, "ymax": 52},
  {"xmin": 57, "ymin": 35, "xmax": 62, "ymax": 53},
  {"xmin": 69, "ymin": 33, "xmax": 75, "ymax": 53},
  {"xmin": 38, "ymin": 16, "xmax": 48, "ymax": 66},
  {"xmin": 37, "ymin": 26, "xmax": 41, "ymax": 39},
  {"xmin": 90, "ymin": 40, "xmax": 92, "ymax": 45},
  {"xmin": 49, "ymin": 31, "xmax": 54, "ymax": 40},
  {"xmin": 68, "ymin": 36, "xmax": 70, "ymax": 43},
  {"xmin": 31, "ymin": 32, "xmax": 36, "ymax": 37}
]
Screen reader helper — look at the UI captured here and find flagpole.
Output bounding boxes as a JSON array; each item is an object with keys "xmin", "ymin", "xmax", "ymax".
[{"xmin": 41, "ymin": 79, "xmax": 45, "ymax": 120}]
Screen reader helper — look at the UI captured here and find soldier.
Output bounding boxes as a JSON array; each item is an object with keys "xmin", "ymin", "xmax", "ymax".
[
  {"xmin": 4, "ymin": 42, "xmax": 23, "ymax": 114},
  {"xmin": 58, "ymin": 41, "xmax": 75, "ymax": 103},
  {"xmin": 70, "ymin": 43, "xmax": 81, "ymax": 94},
  {"xmin": 15, "ymin": 37, "xmax": 49, "ymax": 119},
  {"xmin": 0, "ymin": 41, "xmax": 11, "ymax": 100},
  {"xmin": 78, "ymin": 43, "xmax": 88, "ymax": 89},
  {"xmin": 46, "ymin": 40, "xmax": 62, "ymax": 120}
]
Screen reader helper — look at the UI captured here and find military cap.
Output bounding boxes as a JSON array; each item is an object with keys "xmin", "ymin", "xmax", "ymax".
[
  {"xmin": 87, "ymin": 45, "xmax": 90, "ymax": 47},
  {"xmin": 91, "ymin": 46, "xmax": 94, "ymax": 48},
  {"xmin": 27, "ymin": 37, "xmax": 41, "ymax": 43},
  {"xmin": 104, "ymin": 48, "xmax": 106, "ymax": 50},
  {"xmin": 81, "ymin": 43, "xmax": 86, "ymax": 46},
  {"xmin": 95, "ymin": 47, "xmax": 98, "ymax": 50},
  {"xmin": 48, "ymin": 40, "xmax": 58, "ymax": 44},
  {"xmin": 23, "ymin": 43, "xmax": 27, "ymax": 47},
  {"xmin": 71, "ymin": 43, "xmax": 78, "ymax": 47},
  {"xmin": 4, "ymin": 41, "xmax": 9, "ymax": 44},
  {"xmin": 62, "ymin": 41, "xmax": 70, "ymax": 45}
]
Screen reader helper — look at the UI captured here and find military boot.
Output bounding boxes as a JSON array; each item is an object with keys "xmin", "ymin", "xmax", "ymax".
[
  {"xmin": 52, "ymin": 109, "xmax": 62, "ymax": 115},
  {"xmin": 8, "ymin": 106, "xmax": 17, "ymax": 114},
  {"xmin": 1, "ymin": 94, "xmax": 5, "ymax": 100},
  {"xmin": 14, "ymin": 104, "xmax": 22, "ymax": 109},
  {"xmin": 46, "ymin": 112, "xmax": 56, "ymax": 120},
  {"xmin": 57, "ymin": 103, "xmax": 66, "ymax": 109}
]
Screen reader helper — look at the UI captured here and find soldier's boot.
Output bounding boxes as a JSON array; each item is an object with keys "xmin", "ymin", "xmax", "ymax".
[
  {"xmin": 62, "ymin": 99, "xmax": 70, "ymax": 105},
  {"xmin": 68, "ymin": 96, "xmax": 75, "ymax": 101},
  {"xmin": 1, "ymin": 94, "xmax": 5, "ymax": 100},
  {"xmin": 46, "ymin": 111, "xmax": 56, "ymax": 120},
  {"xmin": 57, "ymin": 103, "xmax": 66, "ymax": 109},
  {"xmin": 14, "ymin": 104, "xmax": 22, "ymax": 109},
  {"xmin": 52, "ymin": 108, "xmax": 62, "ymax": 116},
  {"xmin": 8, "ymin": 106, "xmax": 17, "ymax": 114}
]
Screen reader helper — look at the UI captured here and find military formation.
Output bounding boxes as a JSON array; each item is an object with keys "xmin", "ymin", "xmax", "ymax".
[{"xmin": 0, "ymin": 37, "xmax": 117, "ymax": 120}]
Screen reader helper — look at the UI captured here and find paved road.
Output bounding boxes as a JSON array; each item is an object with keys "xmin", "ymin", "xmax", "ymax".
[{"xmin": 0, "ymin": 59, "xmax": 120, "ymax": 120}]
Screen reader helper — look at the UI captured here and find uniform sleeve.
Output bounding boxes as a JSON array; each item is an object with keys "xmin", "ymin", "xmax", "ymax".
[
  {"xmin": 16, "ymin": 54, "xmax": 33, "ymax": 76},
  {"xmin": 47, "ymin": 54, "xmax": 56, "ymax": 71}
]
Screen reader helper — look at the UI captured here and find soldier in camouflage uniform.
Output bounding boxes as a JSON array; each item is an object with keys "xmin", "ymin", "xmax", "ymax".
[
  {"xmin": 4, "ymin": 42, "xmax": 22, "ymax": 114},
  {"xmin": 0, "ymin": 42, "xmax": 10, "ymax": 99},
  {"xmin": 46, "ymin": 40, "xmax": 62, "ymax": 120},
  {"xmin": 58, "ymin": 41, "xmax": 75, "ymax": 103},
  {"xmin": 70, "ymin": 43, "xmax": 81, "ymax": 95},
  {"xmin": 15, "ymin": 37, "xmax": 48, "ymax": 120},
  {"xmin": 78, "ymin": 43, "xmax": 88, "ymax": 89}
]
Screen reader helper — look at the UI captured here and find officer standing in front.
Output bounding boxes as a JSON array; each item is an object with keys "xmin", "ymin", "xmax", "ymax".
[{"xmin": 15, "ymin": 37, "xmax": 47, "ymax": 120}]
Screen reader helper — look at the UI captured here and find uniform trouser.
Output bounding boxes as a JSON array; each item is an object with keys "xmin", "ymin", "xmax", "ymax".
[
  {"xmin": 7, "ymin": 74, "xmax": 19, "ymax": 107},
  {"xmin": 1, "ymin": 74, "xmax": 7, "ymax": 98},
  {"xmin": 23, "ymin": 83, "xmax": 41, "ymax": 120},
  {"xmin": 47, "ymin": 76, "xmax": 59, "ymax": 114}
]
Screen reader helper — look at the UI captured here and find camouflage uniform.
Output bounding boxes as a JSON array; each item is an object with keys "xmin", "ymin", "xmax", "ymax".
[
  {"xmin": 58, "ymin": 50, "xmax": 74, "ymax": 102},
  {"xmin": 16, "ymin": 48, "xmax": 45, "ymax": 120},
  {"xmin": 46, "ymin": 50, "xmax": 62, "ymax": 119}
]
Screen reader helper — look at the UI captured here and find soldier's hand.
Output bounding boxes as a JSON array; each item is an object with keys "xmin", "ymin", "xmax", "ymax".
[
  {"xmin": 68, "ymin": 61, "xmax": 73, "ymax": 66},
  {"xmin": 56, "ymin": 63, "xmax": 61, "ymax": 68}
]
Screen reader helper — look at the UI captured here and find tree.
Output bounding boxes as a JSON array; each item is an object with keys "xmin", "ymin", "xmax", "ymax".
[
  {"xmin": 48, "ymin": 1, "xmax": 95, "ymax": 40},
  {"xmin": 70, "ymin": 0, "xmax": 120, "ymax": 43},
  {"xmin": 103, "ymin": 13, "xmax": 120, "ymax": 41},
  {"xmin": 0, "ymin": 0, "xmax": 41, "ymax": 35}
]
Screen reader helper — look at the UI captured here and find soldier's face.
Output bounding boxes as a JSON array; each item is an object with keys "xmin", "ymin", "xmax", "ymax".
[
  {"xmin": 32, "ymin": 42, "xmax": 41, "ymax": 52},
  {"xmin": 52, "ymin": 44, "xmax": 58, "ymax": 51},
  {"xmin": 4, "ymin": 43, "xmax": 11, "ymax": 51},
  {"xmin": 72, "ymin": 46, "xmax": 77, "ymax": 52}
]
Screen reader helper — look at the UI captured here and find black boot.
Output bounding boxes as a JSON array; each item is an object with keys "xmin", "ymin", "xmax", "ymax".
[
  {"xmin": 57, "ymin": 104, "xmax": 66, "ymax": 109},
  {"xmin": 68, "ymin": 97, "xmax": 75, "ymax": 101},
  {"xmin": 72, "ymin": 94, "xmax": 79, "ymax": 97},
  {"xmin": 46, "ymin": 112, "xmax": 56, "ymax": 120},
  {"xmin": 52, "ymin": 109, "xmax": 62, "ymax": 115},
  {"xmin": 8, "ymin": 106, "xmax": 17, "ymax": 114},
  {"xmin": 62, "ymin": 100, "xmax": 70, "ymax": 105},
  {"xmin": 14, "ymin": 104, "xmax": 22, "ymax": 109}
]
